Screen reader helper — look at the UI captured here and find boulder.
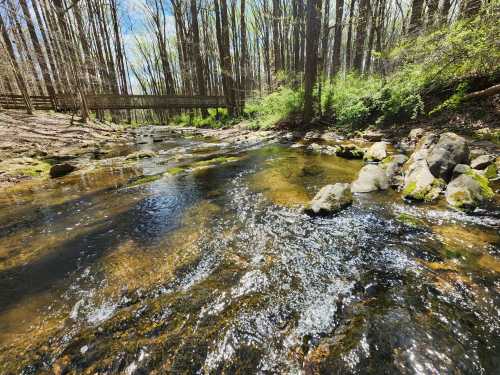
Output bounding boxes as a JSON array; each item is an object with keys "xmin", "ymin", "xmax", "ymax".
[
  {"xmin": 409, "ymin": 128, "xmax": 425, "ymax": 143},
  {"xmin": 334, "ymin": 143, "xmax": 365, "ymax": 159},
  {"xmin": 49, "ymin": 163, "xmax": 76, "ymax": 178},
  {"xmin": 426, "ymin": 132, "xmax": 469, "ymax": 181},
  {"xmin": 381, "ymin": 154, "xmax": 408, "ymax": 186},
  {"xmin": 402, "ymin": 160, "xmax": 444, "ymax": 201},
  {"xmin": 445, "ymin": 172, "xmax": 494, "ymax": 211},
  {"xmin": 351, "ymin": 164, "xmax": 390, "ymax": 193},
  {"xmin": 304, "ymin": 183, "xmax": 353, "ymax": 215},
  {"xmin": 364, "ymin": 142, "xmax": 388, "ymax": 162},
  {"xmin": 470, "ymin": 154, "xmax": 495, "ymax": 170}
]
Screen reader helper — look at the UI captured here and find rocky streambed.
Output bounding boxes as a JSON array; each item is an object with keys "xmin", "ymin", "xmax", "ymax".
[{"xmin": 0, "ymin": 125, "xmax": 499, "ymax": 374}]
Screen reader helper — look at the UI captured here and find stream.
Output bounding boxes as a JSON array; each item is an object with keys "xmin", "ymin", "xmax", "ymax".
[{"xmin": 0, "ymin": 130, "xmax": 499, "ymax": 374}]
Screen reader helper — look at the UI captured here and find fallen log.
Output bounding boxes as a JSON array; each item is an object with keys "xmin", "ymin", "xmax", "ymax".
[{"xmin": 464, "ymin": 84, "xmax": 500, "ymax": 100}]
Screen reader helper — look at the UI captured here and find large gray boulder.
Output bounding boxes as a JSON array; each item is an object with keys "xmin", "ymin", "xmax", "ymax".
[
  {"xmin": 351, "ymin": 164, "xmax": 390, "ymax": 193},
  {"xmin": 381, "ymin": 154, "xmax": 408, "ymax": 186},
  {"xmin": 364, "ymin": 142, "xmax": 388, "ymax": 162},
  {"xmin": 402, "ymin": 159, "xmax": 444, "ymax": 201},
  {"xmin": 445, "ymin": 172, "xmax": 494, "ymax": 211},
  {"xmin": 426, "ymin": 132, "xmax": 469, "ymax": 181},
  {"xmin": 304, "ymin": 183, "xmax": 353, "ymax": 215}
]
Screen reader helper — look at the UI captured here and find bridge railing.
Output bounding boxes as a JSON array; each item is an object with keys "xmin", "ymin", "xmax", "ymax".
[{"xmin": 0, "ymin": 94, "xmax": 228, "ymax": 111}]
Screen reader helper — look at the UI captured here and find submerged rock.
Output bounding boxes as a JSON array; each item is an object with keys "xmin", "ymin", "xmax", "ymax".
[
  {"xmin": 304, "ymin": 183, "xmax": 352, "ymax": 215},
  {"xmin": 364, "ymin": 142, "xmax": 388, "ymax": 162},
  {"xmin": 470, "ymin": 154, "xmax": 495, "ymax": 170},
  {"xmin": 125, "ymin": 150, "xmax": 157, "ymax": 160},
  {"xmin": 445, "ymin": 171, "xmax": 494, "ymax": 211},
  {"xmin": 426, "ymin": 132, "xmax": 469, "ymax": 181},
  {"xmin": 351, "ymin": 164, "xmax": 389, "ymax": 193},
  {"xmin": 50, "ymin": 163, "xmax": 77, "ymax": 178},
  {"xmin": 334, "ymin": 143, "xmax": 365, "ymax": 159},
  {"xmin": 402, "ymin": 160, "xmax": 444, "ymax": 201}
]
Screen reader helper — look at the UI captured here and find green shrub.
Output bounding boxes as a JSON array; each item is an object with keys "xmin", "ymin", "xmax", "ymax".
[
  {"xmin": 244, "ymin": 87, "xmax": 303, "ymax": 129},
  {"xmin": 171, "ymin": 108, "xmax": 231, "ymax": 129}
]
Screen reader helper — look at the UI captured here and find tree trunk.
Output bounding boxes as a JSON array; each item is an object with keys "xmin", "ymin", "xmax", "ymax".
[
  {"xmin": 214, "ymin": 0, "xmax": 236, "ymax": 115},
  {"xmin": 303, "ymin": 0, "xmax": 323, "ymax": 123},
  {"xmin": 272, "ymin": 0, "xmax": 282, "ymax": 73},
  {"xmin": 190, "ymin": 0, "xmax": 209, "ymax": 117},
  {"xmin": 408, "ymin": 0, "xmax": 424, "ymax": 34},
  {"xmin": 330, "ymin": 0, "xmax": 344, "ymax": 77},
  {"xmin": 353, "ymin": 0, "xmax": 370, "ymax": 73},
  {"xmin": 19, "ymin": 0, "xmax": 56, "ymax": 98},
  {"xmin": 440, "ymin": 0, "xmax": 451, "ymax": 25},
  {"xmin": 346, "ymin": 0, "xmax": 356, "ymax": 71},
  {"xmin": 240, "ymin": 0, "xmax": 248, "ymax": 108}
]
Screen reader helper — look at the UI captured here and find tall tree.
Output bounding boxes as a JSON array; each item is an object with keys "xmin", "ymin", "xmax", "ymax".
[
  {"xmin": 190, "ymin": 0, "xmax": 208, "ymax": 117},
  {"xmin": 353, "ymin": 0, "xmax": 370, "ymax": 72},
  {"xmin": 408, "ymin": 0, "xmax": 424, "ymax": 34},
  {"xmin": 345, "ymin": 0, "xmax": 356, "ymax": 71},
  {"xmin": 303, "ymin": 0, "xmax": 322, "ymax": 123},
  {"xmin": 331, "ymin": 0, "xmax": 344, "ymax": 76}
]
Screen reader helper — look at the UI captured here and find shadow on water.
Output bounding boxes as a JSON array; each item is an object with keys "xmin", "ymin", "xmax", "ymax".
[{"xmin": 0, "ymin": 154, "xmax": 254, "ymax": 315}]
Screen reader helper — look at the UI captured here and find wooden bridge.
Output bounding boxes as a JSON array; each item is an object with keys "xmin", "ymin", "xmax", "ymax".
[{"xmin": 0, "ymin": 94, "xmax": 228, "ymax": 111}]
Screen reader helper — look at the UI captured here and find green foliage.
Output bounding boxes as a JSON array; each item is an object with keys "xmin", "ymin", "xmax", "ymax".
[
  {"xmin": 429, "ymin": 83, "xmax": 468, "ymax": 115},
  {"xmin": 244, "ymin": 87, "xmax": 303, "ymax": 129},
  {"xmin": 171, "ymin": 108, "xmax": 231, "ymax": 129},
  {"xmin": 321, "ymin": 72, "xmax": 424, "ymax": 127},
  {"xmin": 316, "ymin": 5, "xmax": 498, "ymax": 128}
]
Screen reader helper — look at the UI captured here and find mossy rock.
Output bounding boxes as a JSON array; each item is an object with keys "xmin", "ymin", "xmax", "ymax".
[
  {"xmin": 192, "ymin": 156, "xmax": 240, "ymax": 168},
  {"xmin": 483, "ymin": 163, "xmax": 497, "ymax": 180},
  {"xmin": 0, "ymin": 157, "xmax": 52, "ymax": 178},
  {"xmin": 445, "ymin": 171, "xmax": 494, "ymax": 211},
  {"xmin": 165, "ymin": 167, "xmax": 186, "ymax": 176},
  {"xmin": 127, "ymin": 174, "xmax": 162, "ymax": 187},
  {"xmin": 397, "ymin": 213, "xmax": 426, "ymax": 228}
]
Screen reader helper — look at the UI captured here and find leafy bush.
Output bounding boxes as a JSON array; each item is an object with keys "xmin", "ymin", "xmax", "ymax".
[
  {"xmin": 171, "ymin": 108, "xmax": 231, "ymax": 129},
  {"xmin": 244, "ymin": 87, "xmax": 303, "ymax": 128}
]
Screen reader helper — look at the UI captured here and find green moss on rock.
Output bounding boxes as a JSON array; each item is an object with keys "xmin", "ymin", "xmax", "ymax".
[
  {"xmin": 397, "ymin": 213, "xmax": 426, "ymax": 228},
  {"xmin": 465, "ymin": 170, "xmax": 494, "ymax": 199}
]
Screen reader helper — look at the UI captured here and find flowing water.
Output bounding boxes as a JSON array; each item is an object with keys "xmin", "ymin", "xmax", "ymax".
[{"xmin": 0, "ymin": 131, "xmax": 499, "ymax": 374}]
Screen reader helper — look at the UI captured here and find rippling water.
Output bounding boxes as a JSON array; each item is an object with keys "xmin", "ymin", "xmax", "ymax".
[{"xmin": 0, "ymin": 133, "xmax": 498, "ymax": 374}]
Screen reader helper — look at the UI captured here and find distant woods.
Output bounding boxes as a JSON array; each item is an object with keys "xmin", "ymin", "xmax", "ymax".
[{"xmin": 0, "ymin": 0, "xmax": 487, "ymax": 123}]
